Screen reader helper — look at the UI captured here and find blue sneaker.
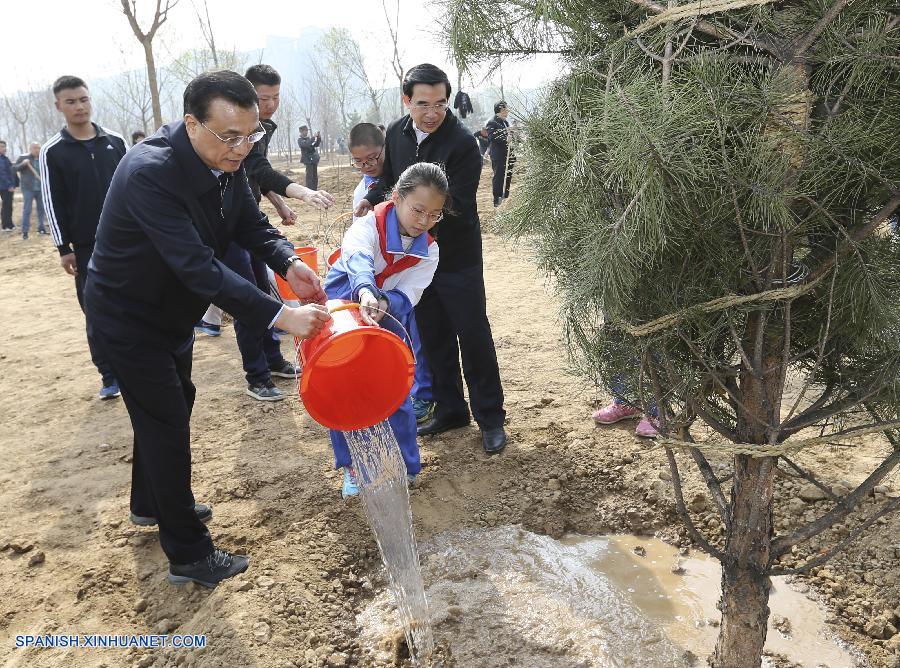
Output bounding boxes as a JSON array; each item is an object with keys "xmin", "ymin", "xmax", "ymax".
[
  {"xmin": 99, "ymin": 383, "xmax": 121, "ymax": 400},
  {"xmin": 342, "ymin": 467, "xmax": 360, "ymax": 499},
  {"xmin": 407, "ymin": 474, "xmax": 417, "ymax": 487},
  {"xmin": 411, "ymin": 397, "xmax": 435, "ymax": 424},
  {"xmin": 194, "ymin": 320, "xmax": 221, "ymax": 337}
]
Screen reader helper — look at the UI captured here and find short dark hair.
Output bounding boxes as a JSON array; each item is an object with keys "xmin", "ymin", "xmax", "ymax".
[
  {"xmin": 0, "ymin": 140, "xmax": 6, "ymax": 146},
  {"xmin": 402, "ymin": 64, "xmax": 451, "ymax": 99},
  {"xmin": 131, "ymin": 131, "xmax": 146, "ymax": 143},
  {"xmin": 494, "ymin": 100, "xmax": 507, "ymax": 114},
  {"xmin": 348, "ymin": 123, "xmax": 384, "ymax": 149},
  {"xmin": 299, "ymin": 125, "xmax": 309, "ymax": 131},
  {"xmin": 245, "ymin": 64, "xmax": 281, "ymax": 87},
  {"xmin": 183, "ymin": 70, "xmax": 258, "ymax": 123},
  {"xmin": 52, "ymin": 75, "xmax": 88, "ymax": 97}
]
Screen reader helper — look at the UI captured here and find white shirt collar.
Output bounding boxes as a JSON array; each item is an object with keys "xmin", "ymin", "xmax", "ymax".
[{"xmin": 412, "ymin": 123, "xmax": 429, "ymax": 145}]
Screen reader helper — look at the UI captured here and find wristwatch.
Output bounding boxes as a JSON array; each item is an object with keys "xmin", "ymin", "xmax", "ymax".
[{"xmin": 280, "ymin": 255, "xmax": 302, "ymax": 278}]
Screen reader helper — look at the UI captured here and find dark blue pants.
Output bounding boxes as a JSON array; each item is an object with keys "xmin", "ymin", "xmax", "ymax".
[
  {"xmin": 409, "ymin": 311, "xmax": 433, "ymax": 402},
  {"xmin": 222, "ymin": 243, "xmax": 285, "ymax": 385}
]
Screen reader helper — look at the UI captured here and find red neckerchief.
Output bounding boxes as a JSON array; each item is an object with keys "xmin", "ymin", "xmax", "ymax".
[{"xmin": 373, "ymin": 201, "xmax": 434, "ymax": 289}]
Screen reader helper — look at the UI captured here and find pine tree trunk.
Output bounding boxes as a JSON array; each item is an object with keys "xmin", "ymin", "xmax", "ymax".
[
  {"xmin": 713, "ymin": 312, "xmax": 779, "ymax": 667},
  {"xmin": 713, "ymin": 455, "xmax": 776, "ymax": 667},
  {"xmin": 143, "ymin": 39, "xmax": 163, "ymax": 130}
]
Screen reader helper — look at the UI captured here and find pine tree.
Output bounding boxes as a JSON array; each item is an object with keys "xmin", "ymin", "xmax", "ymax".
[{"xmin": 447, "ymin": 1, "xmax": 900, "ymax": 665}]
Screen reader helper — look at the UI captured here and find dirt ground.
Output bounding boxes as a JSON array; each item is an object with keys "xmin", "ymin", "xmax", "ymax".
[{"xmin": 1, "ymin": 158, "xmax": 899, "ymax": 668}]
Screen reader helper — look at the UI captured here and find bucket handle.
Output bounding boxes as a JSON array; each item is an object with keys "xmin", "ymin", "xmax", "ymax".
[
  {"xmin": 330, "ymin": 302, "xmax": 417, "ymax": 366},
  {"xmin": 291, "ymin": 301, "xmax": 417, "ymax": 366}
]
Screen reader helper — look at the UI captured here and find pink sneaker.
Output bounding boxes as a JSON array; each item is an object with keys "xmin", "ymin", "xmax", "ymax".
[
  {"xmin": 635, "ymin": 417, "xmax": 659, "ymax": 439},
  {"xmin": 592, "ymin": 402, "xmax": 641, "ymax": 424}
]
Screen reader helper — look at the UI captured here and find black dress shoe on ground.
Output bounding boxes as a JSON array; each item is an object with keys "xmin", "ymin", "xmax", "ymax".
[
  {"xmin": 168, "ymin": 548, "xmax": 249, "ymax": 588},
  {"xmin": 417, "ymin": 414, "xmax": 471, "ymax": 437},
  {"xmin": 482, "ymin": 427, "xmax": 508, "ymax": 454},
  {"xmin": 130, "ymin": 503, "xmax": 213, "ymax": 527}
]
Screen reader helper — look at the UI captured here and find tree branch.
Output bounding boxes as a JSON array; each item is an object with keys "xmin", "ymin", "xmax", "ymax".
[
  {"xmin": 690, "ymin": 448, "xmax": 731, "ymax": 527},
  {"xmin": 771, "ymin": 446, "xmax": 900, "ymax": 557},
  {"xmin": 779, "ymin": 456, "xmax": 846, "ymax": 507},
  {"xmin": 625, "ymin": 0, "xmax": 780, "ymax": 56},
  {"xmin": 771, "ymin": 496, "xmax": 900, "ymax": 575},
  {"xmin": 792, "ymin": 0, "xmax": 852, "ymax": 59},
  {"xmin": 665, "ymin": 447, "xmax": 726, "ymax": 559}
]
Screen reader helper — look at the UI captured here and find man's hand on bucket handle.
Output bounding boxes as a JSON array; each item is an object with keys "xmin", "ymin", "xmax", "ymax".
[
  {"xmin": 286, "ymin": 259, "xmax": 326, "ymax": 304},
  {"xmin": 275, "ymin": 304, "xmax": 331, "ymax": 339}
]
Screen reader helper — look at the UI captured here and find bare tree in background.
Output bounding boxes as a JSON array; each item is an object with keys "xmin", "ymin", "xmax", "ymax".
[
  {"xmin": 192, "ymin": 0, "xmax": 218, "ymax": 67},
  {"xmin": 381, "ymin": 0, "xmax": 404, "ymax": 117},
  {"xmin": 165, "ymin": 0, "xmax": 244, "ymax": 88},
  {"xmin": 120, "ymin": 0, "xmax": 180, "ymax": 129},
  {"xmin": 318, "ymin": 28, "xmax": 385, "ymax": 124},
  {"xmin": 3, "ymin": 90, "xmax": 34, "ymax": 154},
  {"xmin": 310, "ymin": 34, "xmax": 356, "ymax": 138},
  {"xmin": 272, "ymin": 84, "xmax": 303, "ymax": 165},
  {"xmin": 106, "ymin": 67, "xmax": 155, "ymax": 136},
  {"xmin": 31, "ymin": 89, "xmax": 59, "ymax": 143}
]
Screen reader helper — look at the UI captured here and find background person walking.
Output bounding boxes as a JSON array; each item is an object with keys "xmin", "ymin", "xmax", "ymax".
[{"xmin": 15, "ymin": 143, "xmax": 47, "ymax": 238}]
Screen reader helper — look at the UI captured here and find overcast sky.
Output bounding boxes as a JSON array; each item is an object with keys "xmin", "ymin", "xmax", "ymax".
[{"xmin": 2, "ymin": 0, "xmax": 560, "ymax": 95}]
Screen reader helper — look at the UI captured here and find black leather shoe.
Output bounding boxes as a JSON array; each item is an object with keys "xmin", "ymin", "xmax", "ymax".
[
  {"xmin": 482, "ymin": 427, "xmax": 508, "ymax": 454},
  {"xmin": 130, "ymin": 503, "xmax": 213, "ymax": 527},
  {"xmin": 417, "ymin": 414, "xmax": 471, "ymax": 437},
  {"xmin": 168, "ymin": 548, "xmax": 249, "ymax": 588}
]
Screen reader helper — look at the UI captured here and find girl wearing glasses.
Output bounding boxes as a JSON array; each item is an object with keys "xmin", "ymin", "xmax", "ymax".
[{"xmin": 323, "ymin": 162, "xmax": 448, "ymax": 498}]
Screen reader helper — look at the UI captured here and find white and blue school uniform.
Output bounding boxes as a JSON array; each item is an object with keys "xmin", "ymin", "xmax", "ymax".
[
  {"xmin": 323, "ymin": 201, "xmax": 439, "ymax": 473},
  {"xmin": 351, "ymin": 175, "xmax": 434, "ymax": 402}
]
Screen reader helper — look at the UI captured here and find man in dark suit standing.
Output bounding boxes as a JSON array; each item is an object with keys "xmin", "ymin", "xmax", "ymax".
[
  {"xmin": 486, "ymin": 101, "xmax": 515, "ymax": 207},
  {"xmin": 297, "ymin": 125, "xmax": 322, "ymax": 190},
  {"xmin": 354, "ymin": 63, "xmax": 508, "ymax": 455},
  {"xmin": 84, "ymin": 71, "xmax": 331, "ymax": 587}
]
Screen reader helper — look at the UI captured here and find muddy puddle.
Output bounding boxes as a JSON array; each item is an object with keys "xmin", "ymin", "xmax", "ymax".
[{"xmin": 356, "ymin": 526, "xmax": 863, "ymax": 667}]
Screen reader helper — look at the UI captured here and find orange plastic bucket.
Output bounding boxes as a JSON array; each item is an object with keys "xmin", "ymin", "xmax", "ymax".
[
  {"xmin": 326, "ymin": 248, "xmax": 342, "ymax": 271},
  {"xmin": 300, "ymin": 299, "xmax": 414, "ymax": 431},
  {"xmin": 274, "ymin": 246, "xmax": 319, "ymax": 300}
]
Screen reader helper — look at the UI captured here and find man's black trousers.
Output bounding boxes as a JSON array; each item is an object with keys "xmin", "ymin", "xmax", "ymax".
[
  {"xmin": 74, "ymin": 245, "xmax": 116, "ymax": 386},
  {"xmin": 304, "ymin": 162, "xmax": 319, "ymax": 191},
  {"xmin": 94, "ymin": 331, "xmax": 214, "ymax": 564},
  {"xmin": 0, "ymin": 190, "xmax": 13, "ymax": 229},
  {"xmin": 415, "ymin": 264, "xmax": 506, "ymax": 430},
  {"xmin": 490, "ymin": 149, "xmax": 515, "ymax": 200}
]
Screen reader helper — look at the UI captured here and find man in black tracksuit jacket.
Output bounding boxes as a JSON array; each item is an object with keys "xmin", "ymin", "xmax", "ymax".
[
  {"xmin": 40, "ymin": 76, "xmax": 127, "ymax": 397},
  {"xmin": 84, "ymin": 71, "xmax": 329, "ymax": 586},
  {"xmin": 357, "ymin": 63, "xmax": 507, "ymax": 454},
  {"xmin": 214, "ymin": 65, "xmax": 335, "ymax": 402}
]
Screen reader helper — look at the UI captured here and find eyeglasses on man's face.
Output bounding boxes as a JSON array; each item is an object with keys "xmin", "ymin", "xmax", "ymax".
[
  {"xmin": 410, "ymin": 101, "xmax": 449, "ymax": 113},
  {"xmin": 200, "ymin": 120, "xmax": 266, "ymax": 148},
  {"xmin": 349, "ymin": 147, "xmax": 384, "ymax": 169}
]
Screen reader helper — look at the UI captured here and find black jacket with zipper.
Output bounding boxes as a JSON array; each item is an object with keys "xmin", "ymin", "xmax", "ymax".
[
  {"xmin": 363, "ymin": 110, "xmax": 484, "ymax": 272},
  {"xmin": 39, "ymin": 123, "xmax": 127, "ymax": 256},
  {"xmin": 244, "ymin": 117, "xmax": 293, "ymax": 203}
]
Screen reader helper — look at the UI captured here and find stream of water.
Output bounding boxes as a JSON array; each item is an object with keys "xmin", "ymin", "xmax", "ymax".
[{"xmin": 344, "ymin": 421, "xmax": 434, "ymax": 663}]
